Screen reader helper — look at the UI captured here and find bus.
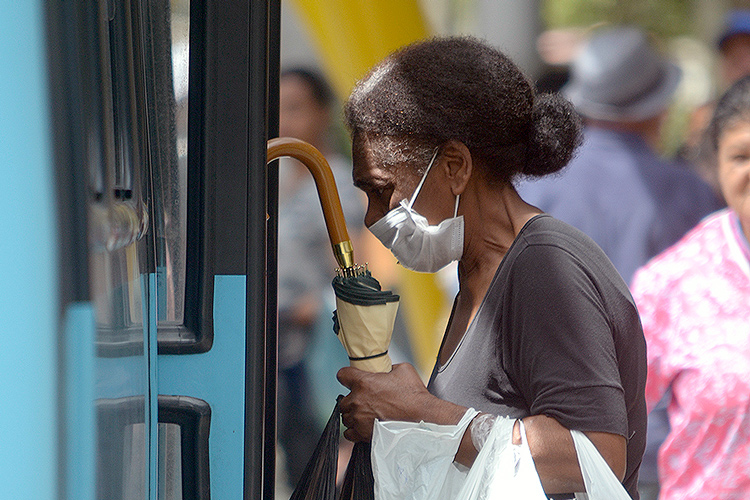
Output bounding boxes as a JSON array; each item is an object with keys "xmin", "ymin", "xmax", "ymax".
[{"xmin": 2, "ymin": 1, "xmax": 280, "ymax": 499}]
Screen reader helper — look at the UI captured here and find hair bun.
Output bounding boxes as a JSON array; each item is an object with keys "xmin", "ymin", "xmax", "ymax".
[{"xmin": 523, "ymin": 93, "xmax": 582, "ymax": 177}]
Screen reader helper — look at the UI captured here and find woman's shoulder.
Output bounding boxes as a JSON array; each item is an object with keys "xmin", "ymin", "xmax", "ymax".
[
  {"xmin": 518, "ymin": 213, "xmax": 592, "ymax": 242},
  {"xmin": 507, "ymin": 214, "xmax": 626, "ymax": 287},
  {"xmin": 515, "ymin": 214, "xmax": 612, "ymax": 263},
  {"xmin": 631, "ymin": 209, "xmax": 730, "ymax": 292}
]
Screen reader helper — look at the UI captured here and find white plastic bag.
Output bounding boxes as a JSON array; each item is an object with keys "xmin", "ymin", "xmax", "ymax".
[
  {"xmin": 571, "ymin": 430, "xmax": 631, "ymax": 500},
  {"xmin": 372, "ymin": 411, "xmax": 632, "ymax": 500},
  {"xmin": 371, "ymin": 408, "xmax": 478, "ymax": 500},
  {"xmin": 455, "ymin": 418, "xmax": 547, "ymax": 500},
  {"xmin": 371, "ymin": 410, "xmax": 546, "ymax": 500}
]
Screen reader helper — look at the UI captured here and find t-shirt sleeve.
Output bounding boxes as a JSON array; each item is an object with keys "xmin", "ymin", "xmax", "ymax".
[{"xmin": 505, "ymin": 243, "xmax": 628, "ymax": 437}]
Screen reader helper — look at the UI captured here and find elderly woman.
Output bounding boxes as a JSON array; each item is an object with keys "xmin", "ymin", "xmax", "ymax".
[
  {"xmin": 630, "ymin": 76, "xmax": 750, "ymax": 500},
  {"xmin": 337, "ymin": 37, "xmax": 647, "ymax": 499}
]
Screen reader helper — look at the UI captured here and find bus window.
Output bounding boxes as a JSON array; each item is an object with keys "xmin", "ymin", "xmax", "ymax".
[
  {"xmin": 159, "ymin": 423, "xmax": 184, "ymax": 500},
  {"xmin": 92, "ymin": 0, "xmax": 151, "ymax": 354},
  {"xmin": 97, "ymin": 397, "xmax": 147, "ymax": 500},
  {"xmin": 158, "ymin": 396, "xmax": 211, "ymax": 500},
  {"xmin": 148, "ymin": 0, "xmax": 189, "ymax": 329},
  {"xmin": 145, "ymin": 0, "xmax": 212, "ymax": 353}
]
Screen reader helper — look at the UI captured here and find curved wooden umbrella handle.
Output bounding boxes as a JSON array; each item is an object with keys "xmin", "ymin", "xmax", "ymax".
[{"xmin": 267, "ymin": 137, "xmax": 354, "ymax": 270}]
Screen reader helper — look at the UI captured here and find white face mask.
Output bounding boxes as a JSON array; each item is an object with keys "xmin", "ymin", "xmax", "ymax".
[{"xmin": 368, "ymin": 149, "xmax": 464, "ymax": 273}]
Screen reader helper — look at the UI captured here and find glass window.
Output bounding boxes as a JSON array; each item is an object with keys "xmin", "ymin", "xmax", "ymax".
[
  {"xmin": 149, "ymin": 0, "xmax": 190, "ymax": 328},
  {"xmin": 122, "ymin": 423, "xmax": 147, "ymax": 500},
  {"xmin": 91, "ymin": 0, "xmax": 150, "ymax": 354},
  {"xmin": 96, "ymin": 398, "xmax": 147, "ymax": 500},
  {"xmin": 158, "ymin": 423, "xmax": 184, "ymax": 500},
  {"xmin": 158, "ymin": 395, "xmax": 211, "ymax": 500}
]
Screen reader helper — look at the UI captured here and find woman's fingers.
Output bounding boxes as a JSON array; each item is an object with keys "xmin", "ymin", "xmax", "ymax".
[
  {"xmin": 340, "ymin": 408, "xmax": 355, "ymax": 428},
  {"xmin": 343, "ymin": 427, "xmax": 364, "ymax": 442},
  {"xmin": 340, "ymin": 408, "xmax": 372, "ymax": 441},
  {"xmin": 337, "ymin": 363, "xmax": 435, "ymax": 441},
  {"xmin": 337, "ymin": 365, "xmax": 365, "ymax": 390}
]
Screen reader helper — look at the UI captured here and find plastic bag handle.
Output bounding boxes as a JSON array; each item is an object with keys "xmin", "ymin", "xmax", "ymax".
[{"xmin": 570, "ymin": 430, "xmax": 631, "ymax": 500}]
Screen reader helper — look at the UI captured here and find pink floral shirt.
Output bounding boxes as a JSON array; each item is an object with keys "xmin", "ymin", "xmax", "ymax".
[{"xmin": 631, "ymin": 209, "xmax": 750, "ymax": 500}]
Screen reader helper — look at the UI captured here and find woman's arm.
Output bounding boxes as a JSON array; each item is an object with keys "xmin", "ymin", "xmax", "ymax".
[
  {"xmin": 454, "ymin": 414, "xmax": 625, "ymax": 494},
  {"xmin": 337, "ymin": 363, "xmax": 626, "ymax": 495}
]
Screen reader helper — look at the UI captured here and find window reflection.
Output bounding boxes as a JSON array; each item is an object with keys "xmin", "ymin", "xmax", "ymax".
[
  {"xmin": 122, "ymin": 423, "xmax": 147, "ymax": 500},
  {"xmin": 151, "ymin": 0, "xmax": 190, "ymax": 327},
  {"xmin": 158, "ymin": 423, "xmax": 184, "ymax": 500},
  {"xmin": 158, "ymin": 395, "xmax": 211, "ymax": 500},
  {"xmin": 92, "ymin": 0, "xmax": 149, "ymax": 352},
  {"xmin": 97, "ymin": 398, "xmax": 147, "ymax": 500}
]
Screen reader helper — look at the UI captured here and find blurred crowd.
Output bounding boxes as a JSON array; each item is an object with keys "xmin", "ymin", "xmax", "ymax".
[
  {"xmin": 276, "ymin": 9, "xmax": 750, "ymax": 500},
  {"xmin": 519, "ymin": 14, "xmax": 750, "ymax": 500}
]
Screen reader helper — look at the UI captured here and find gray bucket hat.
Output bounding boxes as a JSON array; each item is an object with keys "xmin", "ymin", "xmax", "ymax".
[{"xmin": 563, "ymin": 27, "xmax": 682, "ymax": 121}]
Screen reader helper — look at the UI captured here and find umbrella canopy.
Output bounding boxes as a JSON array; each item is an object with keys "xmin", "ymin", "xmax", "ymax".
[
  {"xmin": 333, "ymin": 267, "xmax": 400, "ymax": 500},
  {"xmin": 332, "ymin": 267, "xmax": 399, "ymax": 373}
]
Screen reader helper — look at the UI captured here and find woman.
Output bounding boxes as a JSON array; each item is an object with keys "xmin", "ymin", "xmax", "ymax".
[
  {"xmin": 630, "ymin": 76, "xmax": 750, "ymax": 499},
  {"xmin": 337, "ymin": 37, "xmax": 647, "ymax": 498}
]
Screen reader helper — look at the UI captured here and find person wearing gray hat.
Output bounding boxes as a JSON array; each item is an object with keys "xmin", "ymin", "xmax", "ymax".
[
  {"xmin": 563, "ymin": 27, "xmax": 682, "ymax": 123},
  {"xmin": 518, "ymin": 26, "xmax": 722, "ymax": 283},
  {"xmin": 518, "ymin": 26, "xmax": 723, "ymax": 500},
  {"xmin": 717, "ymin": 9, "xmax": 750, "ymax": 86}
]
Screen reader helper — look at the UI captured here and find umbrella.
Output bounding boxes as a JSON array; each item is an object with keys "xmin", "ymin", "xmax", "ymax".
[
  {"xmin": 332, "ymin": 266, "xmax": 399, "ymax": 500},
  {"xmin": 268, "ymin": 138, "xmax": 400, "ymax": 500},
  {"xmin": 332, "ymin": 266, "xmax": 399, "ymax": 373}
]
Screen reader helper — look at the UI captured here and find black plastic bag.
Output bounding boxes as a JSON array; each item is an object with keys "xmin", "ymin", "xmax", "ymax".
[
  {"xmin": 288, "ymin": 396, "xmax": 376, "ymax": 500},
  {"xmin": 289, "ymin": 397, "xmax": 343, "ymax": 500},
  {"xmin": 337, "ymin": 442, "xmax": 374, "ymax": 500}
]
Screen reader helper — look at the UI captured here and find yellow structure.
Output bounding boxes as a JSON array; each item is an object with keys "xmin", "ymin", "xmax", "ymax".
[
  {"xmin": 290, "ymin": 0, "xmax": 429, "ymax": 100},
  {"xmin": 291, "ymin": 0, "xmax": 449, "ymax": 376}
]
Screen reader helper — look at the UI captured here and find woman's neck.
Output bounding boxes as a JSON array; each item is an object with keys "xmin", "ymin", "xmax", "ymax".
[{"xmin": 457, "ymin": 181, "xmax": 541, "ymax": 307}]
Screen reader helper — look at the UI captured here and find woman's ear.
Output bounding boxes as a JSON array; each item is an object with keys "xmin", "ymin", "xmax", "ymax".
[{"xmin": 439, "ymin": 140, "xmax": 473, "ymax": 195}]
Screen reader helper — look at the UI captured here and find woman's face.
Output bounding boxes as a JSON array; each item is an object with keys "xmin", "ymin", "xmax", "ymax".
[
  {"xmin": 718, "ymin": 119, "xmax": 750, "ymax": 233},
  {"xmin": 351, "ymin": 138, "xmax": 417, "ymax": 228},
  {"xmin": 351, "ymin": 136, "xmax": 452, "ymax": 228}
]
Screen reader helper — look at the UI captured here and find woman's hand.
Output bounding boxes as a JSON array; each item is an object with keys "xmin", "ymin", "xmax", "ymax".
[{"xmin": 337, "ymin": 363, "xmax": 466, "ymax": 442}]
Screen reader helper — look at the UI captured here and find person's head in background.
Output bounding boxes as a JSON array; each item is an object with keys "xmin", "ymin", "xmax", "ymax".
[
  {"xmin": 279, "ymin": 67, "xmax": 335, "ymax": 153},
  {"xmin": 562, "ymin": 26, "xmax": 681, "ymax": 149},
  {"xmin": 707, "ymin": 74, "xmax": 750, "ymax": 238},
  {"xmin": 718, "ymin": 10, "xmax": 750, "ymax": 88}
]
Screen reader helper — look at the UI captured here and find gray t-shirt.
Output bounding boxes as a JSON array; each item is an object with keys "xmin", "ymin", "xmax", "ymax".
[{"xmin": 428, "ymin": 214, "xmax": 646, "ymax": 498}]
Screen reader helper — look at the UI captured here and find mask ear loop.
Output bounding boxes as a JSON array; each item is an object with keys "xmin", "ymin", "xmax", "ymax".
[{"xmin": 407, "ymin": 147, "xmax": 440, "ymax": 209}]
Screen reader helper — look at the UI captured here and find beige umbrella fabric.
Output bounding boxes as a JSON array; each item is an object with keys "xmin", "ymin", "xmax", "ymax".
[{"xmin": 332, "ymin": 269, "xmax": 400, "ymax": 374}]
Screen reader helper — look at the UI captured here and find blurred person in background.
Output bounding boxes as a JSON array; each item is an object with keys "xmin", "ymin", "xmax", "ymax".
[
  {"xmin": 516, "ymin": 26, "xmax": 723, "ymax": 500},
  {"xmin": 716, "ymin": 10, "xmax": 750, "ymax": 90},
  {"xmin": 682, "ymin": 9, "xmax": 750, "ymax": 196},
  {"xmin": 534, "ymin": 27, "xmax": 586, "ymax": 93},
  {"xmin": 630, "ymin": 75, "xmax": 750, "ymax": 500},
  {"xmin": 518, "ymin": 26, "xmax": 722, "ymax": 285},
  {"xmin": 277, "ymin": 67, "xmax": 365, "ymax": 490}
]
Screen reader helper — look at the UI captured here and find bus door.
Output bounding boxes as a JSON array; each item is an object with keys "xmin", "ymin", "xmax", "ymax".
[{"xmin": 50, "ymin": 0, "xmax": 279, "ymax": 499}]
